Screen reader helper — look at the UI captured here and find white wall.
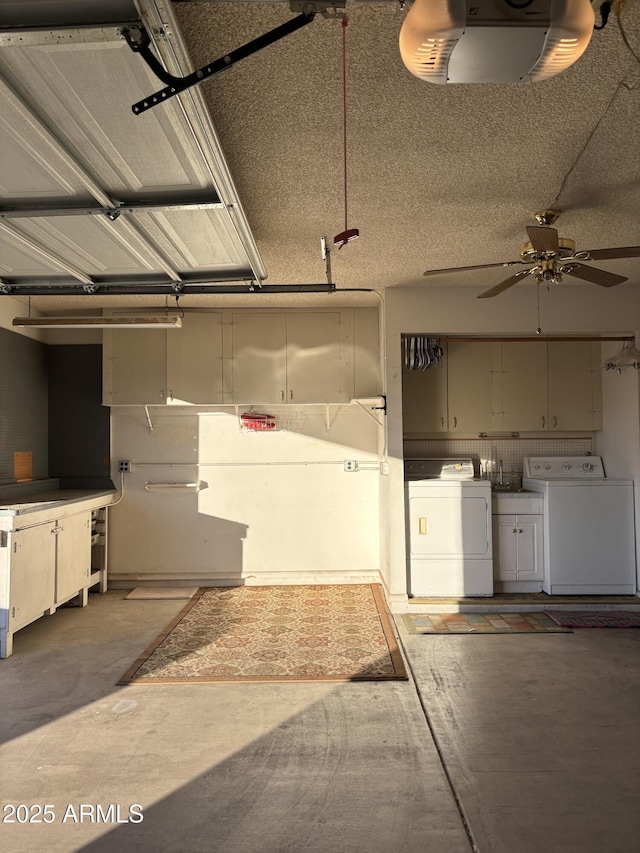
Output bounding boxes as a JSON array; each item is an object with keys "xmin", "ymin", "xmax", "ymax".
[
  {"xmin": 0, "ymin": 296, "xmax": 45, "ymax": 341},
  {"xmin": 108, "ymin": 403, "xmax": 385, "ymax": 587},
  {"xmin": 384, "ymin": 285, "xmax": 640, "ymax": 605}
]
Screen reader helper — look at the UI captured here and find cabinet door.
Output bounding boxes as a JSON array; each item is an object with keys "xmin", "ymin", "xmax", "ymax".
[
  {"xmin": 10, "ymin": 524, "xmax": 55, "ymax": 629},
  {"xmin": 501, "ymin": 342, "xmax": 548, "ymax": 431},
  {"xmin": 402, "ymin": 364, "xmax": 448, "ymax": 433},
  {"xmin": 493, "ymin": 515, "xmax": 518, "ymax": 581},
  {"xmin": 514, "ymin": 516, "xmax": 543, "ymax": 581},
  {"xmin": 103, "ymin": 328, "xmax": 167, "ymax": 405},
  {"xmin": 286, "ymin": 312, "xmax": 344, "ymax": 402},
  {"xmin": 548, "ymin": 341, "xmax": 602, "ymax": 430},
  {"xmin": 229, "ymin": 312, "xmax": 287, "ymax": 403},
  {"xmin": 167, "ymin": 312, "xmax": 223, "ymax": 404},
  {"xmin": 55, "ymin": 513, "xmax": 92, "ymax": 605},
  {"xmin": 448, "ymin": 341, "xmax": 500, "ymax": 432},
  {"xmin": 352, "ymin": 308, "xmax": 380, "ymax": 398}
]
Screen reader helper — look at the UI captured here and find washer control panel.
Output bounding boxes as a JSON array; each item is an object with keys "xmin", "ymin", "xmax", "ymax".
[{"xmin": 523, "ymin": 456, "xmax": 606, "ymax": 479}]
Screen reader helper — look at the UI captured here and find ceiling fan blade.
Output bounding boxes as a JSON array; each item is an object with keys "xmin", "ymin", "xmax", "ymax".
[
  {"xmin": 477, "ymin": 269, "xmax": 532, "ymax": 299},
  {"xmin": 563, "ymin": 263, "xmax": 628, "ymax": 288},
  {"xmin": 526, "ymin": 225, "xmax": 559, "ymax": 254},
  {"xmin": 580, "ymin": 246, "xmax": 640, "ymax": 261},
  {"xmin": 423, "ymin": 261, "xmax": 522, "ymax": 277}
]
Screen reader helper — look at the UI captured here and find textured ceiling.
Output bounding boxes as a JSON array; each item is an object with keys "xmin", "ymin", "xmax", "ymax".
[
  {"xmin": 172, "ymin": 0, "xmax": 640, "ymax": 298},
  {"xmin": 4, "ymin": 0, "xmax": 640, "ymax": 313}
]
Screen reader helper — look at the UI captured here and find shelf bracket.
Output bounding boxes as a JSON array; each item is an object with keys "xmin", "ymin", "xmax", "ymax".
[{"xmin": 143, "ymin": 405, "xmax": 154, "ymax": 433}]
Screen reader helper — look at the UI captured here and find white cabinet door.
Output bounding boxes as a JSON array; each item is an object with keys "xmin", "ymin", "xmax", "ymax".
[
  {"xmin": 514, "ymin": 516, "xmax": 543, "ymax": 581},
  {"xmin": 229, "ymin": 312, "xmax": 287, "ymax": 403},
  {"xmin": 55, "ymin": 512, "xmax": 92, "ymax": 605},
  {"xmin": 548, "ymin": 341, "xmax": 602, "ymax": 430},
  {"xmin": 103, "ymin": 328, "xmax": 167, "ymax": 405},
  {"xmin": 229, "ymin": 311, "xmax": 347, "ymax": 403},
  {"xmin": 286, "ymin": 312, "xmax": 344, "ymax": 402},
  {"xmin": 167, "ymin": 312, "xmax": 223, "ymax": 404},
  {"xmin": 402, "ymin": 364, "xmax": 448, "ymax": 433},
  {"xmin": 352, "ymin": 308, "xmax": 380, "ymax": 398},
  {"xmin": 493, "ymin": 514, "xmax": 543, "ymax": 582},
  {"xmin": 501, "ymin": 342, "xmax": 548, "ymax": 431},
  {"xmin": 10, "ymin": 524, "xmax": 55, "ymax": 630},
  {"xmin": 493, "ymin": 515, "xmax": 518, "ymax": 581},
  {"xmin": 448, "ymin": 341, "xmax": 500, "ymax": 432}
]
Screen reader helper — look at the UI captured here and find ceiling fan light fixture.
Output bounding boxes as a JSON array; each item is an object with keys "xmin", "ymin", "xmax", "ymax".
[{"xmin": 399, "ymin": 0, "xmax": 594, "ymax": 84}]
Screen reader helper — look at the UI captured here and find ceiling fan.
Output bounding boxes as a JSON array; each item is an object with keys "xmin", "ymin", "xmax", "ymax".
[{"xmin": 423, "ymin": 211, "xmax": 640, "ymax": 299}]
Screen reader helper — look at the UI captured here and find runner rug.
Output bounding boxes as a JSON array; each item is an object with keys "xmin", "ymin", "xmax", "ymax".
[
  {"xmin": 403, "ymin": 612, "xmax": 571, "ymax": 634},
  {"xmin": 118, "ymin": 584, "xmax": 407, "ymax": 684},
  {"xmin": 544, "ymin": 610, "xmax": 640, "ymax": 628}
]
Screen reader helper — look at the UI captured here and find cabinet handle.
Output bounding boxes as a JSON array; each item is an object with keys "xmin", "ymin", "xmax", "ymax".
[
  {"xmin": 552, "ymin": 415, "xmax": 557, "ymax": 428},
  {"xmin": 453, "ymin": 416, "xmax": 458, "ymax": 429},
  {"xmin": 512, "ymin": 528, "xmax": 518, "ymax": 533},
  {"xmin": 160, "ymin": 390, "xmax": 165, "ymax": 401},
  {"xmin": 418, "ymin": 517, "xmax": 427, "ymax": 535},
  {"xmin": 440, "ymin": 416, "xmax": 444, "ymax": 429},
  {"xmin": 280, "ymin": 390, "xmax": 285, "ymax": 402},
  {"xmin": 289, "ymin": 389, "xmax": 293, "ymax": 401},
  {"xmin": 518, "ymin": 529, "xmax": 523, "ymax": 534},
  {"xmin": 541, "ymin": 415, "xmax": 545, "ymax": 428}
]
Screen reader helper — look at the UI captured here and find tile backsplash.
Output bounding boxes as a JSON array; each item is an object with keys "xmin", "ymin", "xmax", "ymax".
[{"xmin": 404, "ymin": 437, "xmax": 594, "ymax": 484}]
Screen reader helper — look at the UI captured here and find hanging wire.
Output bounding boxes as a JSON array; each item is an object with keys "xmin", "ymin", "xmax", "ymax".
[
  {"xmin": 550, "ymin": 80, "xmax": 633, "ymax": 208},
  {"xmin": 616, "ymin": 4, "xmax": 640, "ymax": 64}
]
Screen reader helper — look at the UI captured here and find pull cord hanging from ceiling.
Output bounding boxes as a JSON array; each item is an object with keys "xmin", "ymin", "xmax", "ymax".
[{"xmin": 334, "ymin": 16, "xmax": 359, "ymax": 249}]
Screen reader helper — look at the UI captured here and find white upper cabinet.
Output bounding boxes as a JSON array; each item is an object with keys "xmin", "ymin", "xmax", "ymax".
[
  {"xmin": 227, "ymin": 310, "xmax": 352, "ymax": 404},
  {"xmin": 103, "ymin": 328, "xmax": 168, "ymax": 405},
  {"xmin": 402, "ymin": 360, "xmax": 448, "ymax": 433},
  {"xmin": 501, "ymin": 342, "xmax": 548, "ymax": 431},
  {"xmin": 167, "ymin": 313, "xmax": 223, "ymax": 405},
  {"xmin": 227, "ymin": 312, "xmax": 288, "ymax": 403},
  {"xmin": 448, "ymin": 341, "xmax": 500, "ymax": 433},
  {"xmin": 401, "ymin": 338, "xmax": 603, "ymax": 435},
  {"xmin": 547, "ymin": 341, "xmax": 602, "ymax": 430},
  {"xmin": 103, "ymin": 308, "xmax": 378, "ymax": 407}
]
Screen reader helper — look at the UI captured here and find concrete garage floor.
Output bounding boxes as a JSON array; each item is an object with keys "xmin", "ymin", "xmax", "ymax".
[{"xmin": 1, "ymin": 591, "xmax": 639, "ymax": 853}]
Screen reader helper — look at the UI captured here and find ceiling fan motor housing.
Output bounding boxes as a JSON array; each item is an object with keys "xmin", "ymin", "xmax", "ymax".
[
  {"xmin": 520, "ymin": 236, "xmax": 575, "ymax": 262},
  {"xmin": 400, "ymin": 0, "xmax": 595, "ymax": 84}
]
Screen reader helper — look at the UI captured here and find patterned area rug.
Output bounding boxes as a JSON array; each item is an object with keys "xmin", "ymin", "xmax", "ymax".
[
  {"xmin": 118, "ymin": 585, "xmax": 407, "ymax": 684},
  {"xmin": 545, "ymin": 610, "xmax": 640, "ymax": 628},
  {"xmin": 403, "ymin": 612, "xmax": 572, "ymax": 634}
]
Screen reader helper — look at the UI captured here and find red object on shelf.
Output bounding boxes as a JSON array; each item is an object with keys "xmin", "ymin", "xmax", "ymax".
[{"xmin": 241, "ymin": 412, "xmax": 277, "ymax": 431}]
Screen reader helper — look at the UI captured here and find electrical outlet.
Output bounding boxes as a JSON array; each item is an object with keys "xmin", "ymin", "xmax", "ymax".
[
  {"xmin": 118, "ymin": 460, "xmax": 132, "ymax": 473},
  {"xmin": 344, "ymin": 460, "xmax": 357, "ymax": 472}
]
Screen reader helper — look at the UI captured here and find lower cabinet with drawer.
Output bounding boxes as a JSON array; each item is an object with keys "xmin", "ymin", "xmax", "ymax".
[{"xmin": 492, "ymin": 495, "xmax": 544, "ymax": 592}]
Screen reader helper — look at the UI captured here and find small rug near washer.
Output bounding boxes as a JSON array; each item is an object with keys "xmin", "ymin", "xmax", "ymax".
[
  {"xmin": 545, "ymin": 610, "xmax": 640, "ymax": 628},
  {"xmin": 118, "ymin": 584, "xmax": 407, "ymax": 684},
  {"xmin": 403, "ymin": 612, "xmax": 571, "ymax": 634},
  {"xmin": 125, "ymin": 587, "xmax": 199, "ymax": 600}
]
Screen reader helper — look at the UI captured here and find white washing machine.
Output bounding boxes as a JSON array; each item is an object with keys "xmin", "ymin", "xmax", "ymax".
[
  {"xmin": 522, "ymin": 456, "xmax": 636, "ymax": 595},
  {"xmin": 405, "ymin": 458, "xmax": 493, "ymax": 597}
]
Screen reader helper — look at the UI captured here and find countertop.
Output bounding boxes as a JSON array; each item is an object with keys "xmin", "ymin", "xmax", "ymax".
[{"xmin": 0, "ymin": 488, "xmax": 115, "ymax": 518}]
